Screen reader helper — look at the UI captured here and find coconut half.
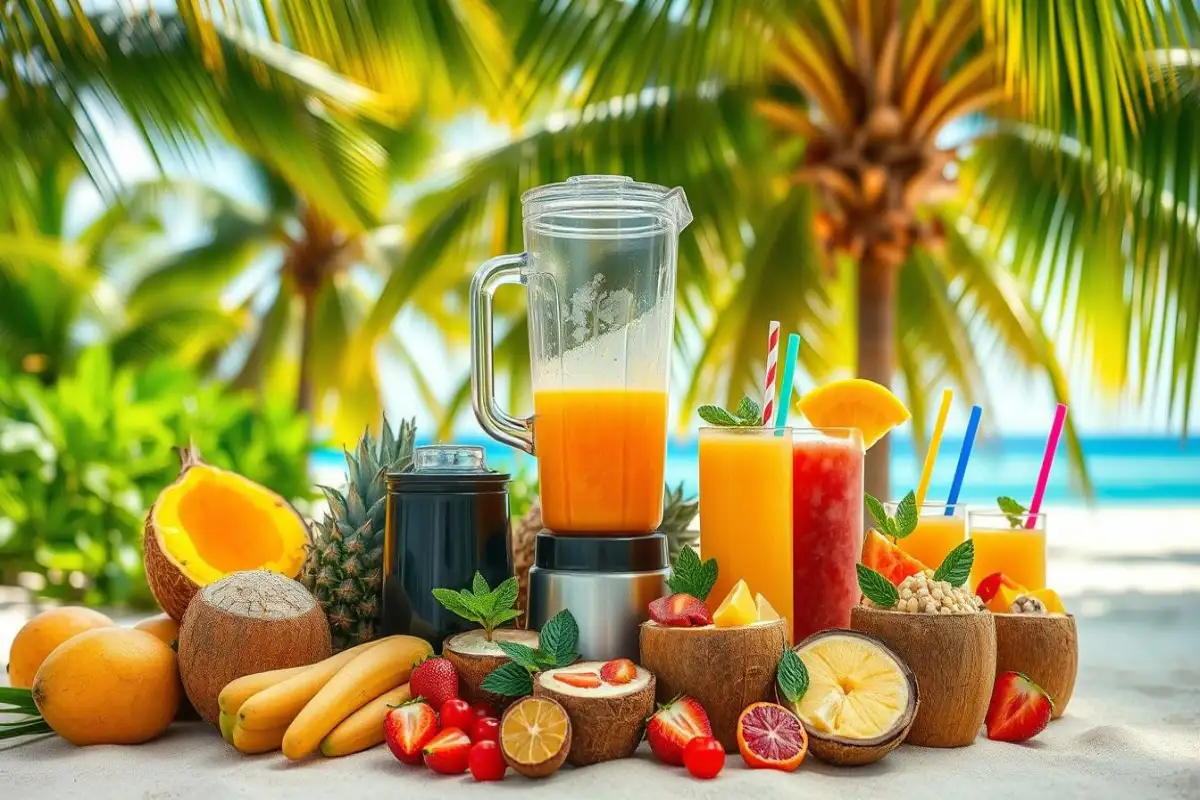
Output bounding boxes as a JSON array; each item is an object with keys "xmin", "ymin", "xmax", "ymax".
[
  {"xmin": 639, "ymin": 618, "xmax": 787, "ymax": 750},
  {"xmin": 532, "ymin": 661, "xmax": 655, "ymax": 766},
  {"xmin": 779, "ymin": 630, "xmax": 918, "ymax": 766},
  {"xmin": 850, "ymin": 606, "xmax": 995, "ymax": 748},
  {"xmin": 993, "ymin": 613, "xmax": 1077, "ymax": 719},
  {"xmin": 443, "ymin": 627, "xmax": 541, "ymax": 706}
]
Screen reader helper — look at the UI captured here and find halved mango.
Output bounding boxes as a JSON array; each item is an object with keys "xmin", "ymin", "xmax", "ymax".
[{"xmin": 1029, "ymin": 588, "xmax": 1066, "ymax": 614}]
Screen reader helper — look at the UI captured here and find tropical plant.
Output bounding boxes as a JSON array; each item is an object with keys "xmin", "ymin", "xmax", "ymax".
[
  {"xmin": 0, "ymin": 346, "xmax": 315, "ymax": 606},
  {"xmin": 361, "ymin": 0, "xmax": 1200, "ymax": 497}
]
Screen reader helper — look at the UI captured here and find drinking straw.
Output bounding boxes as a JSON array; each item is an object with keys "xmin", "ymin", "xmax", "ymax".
[
  {"xmin": 943, "ymin": 404, "xmax": 982, "ymax": 515},
  {"xmin": 915, "ymin": 388, "xmax": 954, "ymax": 506},
  {"xmin": 762, "ymin": 320, "xmax": 781, "ymax": 426},
  {"xmin": 775, "ymin": 333, "xmax": 802, "ymax": 431},
  {"xmin": 1025, "ymin": 403, "xmax": 1068, "ymax": 528}
]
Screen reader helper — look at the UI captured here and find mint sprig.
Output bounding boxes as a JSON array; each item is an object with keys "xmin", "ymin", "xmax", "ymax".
[
  {"xmin": 856, "ymin": 563, "xmax": 900, "ymax": 608},
  {"xmin": 481, "ymin": 609, "xmax": 580, "ymax": 698},
  {"xmin": 666, "ymin": 545, "xmax": 718, "ymax": 601},
  {"xmin": 866, "ymin": 490, "xmax": 919, "ymax": 541},
  {"xmin": 776, "ymin": 649, "xmax": 810, "ymax": 706},
  {"xmin": 431, "ymin": 572, "xmax": 522, "ymax": 640},
  {"xmin": 698, "ymin": 395, "xmax": 763, "ymax": 427},
  {"xmin": 997, "ymin": 496, "xmax": 1028, "ymax": 529},
  {"xmin": 932, "ymin": 539, "xmax": 974, "ymax": 587}
]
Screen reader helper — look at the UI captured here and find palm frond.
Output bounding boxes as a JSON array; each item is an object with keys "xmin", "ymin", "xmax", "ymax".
[{"xmin": 109, "ymin": 305, "xmax": 246, "ymax": 368}]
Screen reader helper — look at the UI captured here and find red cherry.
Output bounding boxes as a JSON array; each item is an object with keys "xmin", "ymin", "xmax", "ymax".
[
  {"xmin": 469, "ymin": 700, "xmax": 496, "ymax": 720},
  {"xmin": 468, "ymin": 740, "xmax": 507, "ymax": 782},
  {"xmin": 683, "ymin": 736, "xmax": 725, "ymax": 780},
  {"xmin": 471, "ymin": 716, "xmax": 501, "ymax": 744},
  {"xmin": 439, "ymin": 697, "xmax": 475, "ymax": 732}
]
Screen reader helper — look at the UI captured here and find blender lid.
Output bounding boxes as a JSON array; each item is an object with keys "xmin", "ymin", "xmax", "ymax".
[
  {"xmin": 387, "ymin": 444, "xmax": 509, "ymax": 490},
  {"xmin": 534, "ymin": 531, "xmax": 669, "ymax": 573},
  {"xmin": 521, "ymin": 175, "xmax": 692, "ymax": 231}
]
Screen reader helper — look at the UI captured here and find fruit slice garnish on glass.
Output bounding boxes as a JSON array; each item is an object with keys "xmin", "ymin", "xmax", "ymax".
[{"xmin": 796, "ymin": 378, "xmax": 911, "ymax": 449}]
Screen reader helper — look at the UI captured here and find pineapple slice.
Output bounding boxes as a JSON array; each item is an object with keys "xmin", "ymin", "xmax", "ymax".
[
  {"xmin": 795, "ymin": 632, "xmax": 912, "ymax": 740},
  {"xmin": 713, "ymin": 579, "xmax": 757, "ymax": 627}
]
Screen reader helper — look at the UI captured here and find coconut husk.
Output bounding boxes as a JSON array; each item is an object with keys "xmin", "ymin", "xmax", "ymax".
[
  {"xmin": 442, "ymin": 628, "xmax": 540, "ymax": 709},
  {"xmin": 177, "ymin": 571, "xmax": 331, "ymax": 724},
  {"xmin": 639, "ymin": 619, "xmax": 787, "ymax": 750},
  {"xmin": 993, "ymin": 613, "xmax": 1077, "ymax": 719},
  {"xmin": 850, "ymin": 606, "xmax": 995, "ymax": 748},
  {"xmin": 533, "ymin": 663, "xmax": 655, "ymax": 766}
]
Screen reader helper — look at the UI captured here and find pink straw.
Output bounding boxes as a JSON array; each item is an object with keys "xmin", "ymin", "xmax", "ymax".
[
  {"xmin": 762, "ymin": 320, "xmax": 780, "ymax": 426},
  {"xmin": 1026, "ymin": 403, "xmax": 1067, "ymax": 528}
]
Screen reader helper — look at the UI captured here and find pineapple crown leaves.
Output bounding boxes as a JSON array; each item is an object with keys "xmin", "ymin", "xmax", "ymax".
[
  {"xmin": 481, "ymin": 609, "xmax": 580, "ymax": 699},
  {"xmin": 866, "ymin": 490, "xmax": 918, "ymax": 541},
  {"xmin": 697, "ymin": 395, "xmax": 764, "ymax": 427},
  {"xmin": 431, "ymin": 572, "xmax": 522, "ymax": 638},
  {"xmin": 666, "ymin": 545, "xmax": 718, "ymax": 600}
]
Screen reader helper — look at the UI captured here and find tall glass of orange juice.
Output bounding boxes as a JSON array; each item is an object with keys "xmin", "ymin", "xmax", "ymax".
[
  {"xmin": 968, "ymin": 510, "xmax": 1047, "ymax": 590},
  {"xmin": 698, "ymin": 427, "xmax": 793, "ymax": 635},
  {"xmin": 888, "ymin": 501, "xmax": 966, "ymax": 569}
]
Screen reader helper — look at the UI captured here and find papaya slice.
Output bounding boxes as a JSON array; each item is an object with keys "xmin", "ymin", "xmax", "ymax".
[{"xmin": 861, "ymin": 529, "xmax": 931, "ymax": 586}]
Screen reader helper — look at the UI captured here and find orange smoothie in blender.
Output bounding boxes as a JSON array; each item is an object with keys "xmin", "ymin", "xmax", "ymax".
[{"xmin": 533, "ymin": 388, "xmax": 668, "ymax": 532}]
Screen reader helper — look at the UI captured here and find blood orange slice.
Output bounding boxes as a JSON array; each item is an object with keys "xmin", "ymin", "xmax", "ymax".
[
  {"xmin": 861, "ymin": 529, "xmax": 930, "ymax": 586},
  {"xmin": 736, "ymin": 702, "xmax": 808, "ymax": 771}
]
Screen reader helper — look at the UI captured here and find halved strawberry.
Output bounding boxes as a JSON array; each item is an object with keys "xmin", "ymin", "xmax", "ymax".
[
  {"xmin": 599, "ymin": 658, "xmax": 636, "ymax": 685},
  {"xmin": 649, "ymin": 593, "xmax": 713, "ymax": 627},
  {"xmin": 975, "ymin": 572, "xmax": 1023, "ymax": 603},
  {"xmin": 553, "ymin": 670, "xmax": 601, "ymax": 689},
  {"xmin": 423, "ymin": 727, "xmax": 472, "ymax": 774},
  {"xmin": 646, "ymin": 696, "xmax": 713, "ymax": 766},
  {"xmin": 986, "ymin": 671, "xmax": 1054, "ymax": 743},
  {"xmin": 384, "ymin": 699, "xmax": 440, "ymax": 764}
]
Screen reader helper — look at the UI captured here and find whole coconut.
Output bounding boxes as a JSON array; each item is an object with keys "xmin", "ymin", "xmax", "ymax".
[{"xmin": 178, "ymin": 570, "xmax": 331, "ymax": 723}]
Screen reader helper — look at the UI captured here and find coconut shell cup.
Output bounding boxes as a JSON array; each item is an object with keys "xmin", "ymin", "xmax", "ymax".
[
  {"xmin": 850, "ymin": 606, "xmax": 995, "ymax": 748},
  {"xmin": 533, "ymin": 662, "xmax": 656, "ymax": 766},
  {"xmin": 442, "ymin": 628, "xmax": 541, "ymax": 709},
  {"xmin": 993, "ymin": 613, "xmax": 1077, "ymax": 719},
  {"xmin": 639, "ymin": 619, "xmax": 788, "ymax": 751}
]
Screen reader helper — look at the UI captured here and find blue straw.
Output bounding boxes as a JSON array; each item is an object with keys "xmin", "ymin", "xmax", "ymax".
[
  {"xmin": 774, "ymin": 334, "xmax": 802, "ymax": 431},
  {"xmin": 944, "ymin": 405, "xmax": 982, "ymax": 514}
]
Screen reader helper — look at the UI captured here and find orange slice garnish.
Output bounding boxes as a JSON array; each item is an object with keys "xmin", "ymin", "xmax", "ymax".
[{"xmin": 797, "ymin": 378, "xmax": 911, "ymax": 449}]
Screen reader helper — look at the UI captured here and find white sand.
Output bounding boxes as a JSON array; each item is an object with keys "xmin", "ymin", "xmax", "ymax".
[{"xmin": 2, "ymin": 505, "xmax": 1198, "ymax": 797}]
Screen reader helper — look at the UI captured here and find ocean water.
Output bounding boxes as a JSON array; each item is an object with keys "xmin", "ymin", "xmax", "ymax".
[{"xmin": 313, "ymin": 433, "xmax": 1200, "ymax": 506}]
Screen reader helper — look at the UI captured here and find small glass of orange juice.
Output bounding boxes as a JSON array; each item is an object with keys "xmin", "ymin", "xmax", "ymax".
[
  {"xmin": 968, "ymin": 510, "xmax": 1047, "ymax": 590},
  {"xmin": 888, "ymin": 501, "xmax": 966, "ymax": 569}
]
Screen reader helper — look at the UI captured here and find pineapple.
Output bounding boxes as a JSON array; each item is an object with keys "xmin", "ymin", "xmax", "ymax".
[
  {"xmin": 510, "ymin": 482, "xmax": 699, "ymax": 626},
  {"xmin": 301, "ymin": 417, "xmax": 416, "ymax": 651}
]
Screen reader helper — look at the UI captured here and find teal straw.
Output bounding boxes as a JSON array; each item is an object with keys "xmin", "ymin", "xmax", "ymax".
[
  {"xmin": 944, "ymin": 404, "xmax": 982, "ymax": 515},
  {"xmin": 774, "ymin": 334, "xmax": 802, "ymax": 430}
]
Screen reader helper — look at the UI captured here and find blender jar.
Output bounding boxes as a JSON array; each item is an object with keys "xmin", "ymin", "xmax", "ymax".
[{"xmin": 470, "ymin": 175, "xmax": 692, "ymax": 534}]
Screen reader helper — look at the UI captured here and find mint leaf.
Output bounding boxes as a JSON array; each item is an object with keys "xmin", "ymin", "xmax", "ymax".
[
  {"xmin": 666, "ymin": 545, "xmax": 719, "ymax": 600},
  {"xmin": 481, "ymin": 662, "xmax": 534, "ymax": 698},
  {"xmin": 487, "ymin": 576, "xmax": 520, "ymax": 617},
  {"xmin": 496, "ymin": 641, "xmax": 541, "ymax": 671},
  {"xmin": 698, "ymin": 405, "xmax": 739, "ymax": 426},
  {"xmin": 933, "ymin": 539, "xmax": 974, "ymax": 587},
  {"xmin": 865, "ymin": 494, "xmax": 895, "ymax": 538},
  {"xmin": 471, "ymin": 571, "xmax": 491, "ymax": 597},
  {"xmin": 857, "ymin": 564, "xmax": 900, "ymax": 608},
  {"xmin": 432, "ymin": 588, "xmax": 484, "ymax": 624},
  {"xmin": 538, "ymin": 609, "xmax": 580, "ymax": 667},
  {"xmin": 894, "ymin": 491, "xmax": 919, "ymax": 539},
  {"xmin": 997, "ymin": 496, "xmax": 1028, "ymax": 529},
  {"xmin": 735, "ymin": 396, "xmax": 763, "ymax": 425},
  {"xmin": 776, "ymin": 649, "xmax": 810, "ymax": 705},
  {"xmin": 489, "ymin": 608, "xmax": 523, "ymax": 627}
]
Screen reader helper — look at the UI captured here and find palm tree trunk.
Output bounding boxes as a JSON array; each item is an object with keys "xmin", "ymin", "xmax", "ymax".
[
  {"xmin": 297, "ymin": 288, "xmax": 317, "ymax": 416},
  {"xmin": 857, "ymin": 255, "xmax": 896, "ymax": 499}
]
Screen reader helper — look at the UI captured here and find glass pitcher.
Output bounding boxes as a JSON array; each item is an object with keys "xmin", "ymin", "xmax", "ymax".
[{"xmin": 470, "ymin": 175, "xmax": 692, "ymax": 534}]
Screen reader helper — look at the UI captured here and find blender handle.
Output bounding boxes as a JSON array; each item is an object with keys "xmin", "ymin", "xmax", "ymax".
[{"xmin": 470, "ymin": 253, "xmax": 535, "ymax": 454}]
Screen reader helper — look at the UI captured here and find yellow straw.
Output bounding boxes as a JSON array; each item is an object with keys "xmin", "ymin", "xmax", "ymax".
[{"xmin": 915, "ymin": 388, "xmax": 954, "ymax": 506}]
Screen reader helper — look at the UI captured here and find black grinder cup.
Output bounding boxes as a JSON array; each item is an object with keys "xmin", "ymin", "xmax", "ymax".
[{"xmin": 380, "ymin": 445, "xmax": 512, "ymax": 650}]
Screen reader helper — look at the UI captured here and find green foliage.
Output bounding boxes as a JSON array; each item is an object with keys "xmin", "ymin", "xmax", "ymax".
[
  {"xmin": 505, "ymin": 461, "xmax": 539, "ymax": 522},
  {"xmin": 431, "ymin": 572, "xmax": 522, "ymax": 638},
  {"xmin": 0, "ymin": 346, "xmax": 315, "ymax": 607}
]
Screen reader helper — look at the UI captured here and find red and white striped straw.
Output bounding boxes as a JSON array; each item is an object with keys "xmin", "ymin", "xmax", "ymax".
[{"xmin": 762, "ymin": 320, "xmax": 781, "ymax": 427}]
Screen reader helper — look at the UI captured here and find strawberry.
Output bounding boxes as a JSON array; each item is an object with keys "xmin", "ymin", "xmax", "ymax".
[
  {"xmin": 423, "ymin": 727, "xmax": 472, "ymax": 774},
  {"xmin": 553, "ymin": 670, "xmax": 602, "ymax": 689},
  {"xmin": 986, "ymin": 671, "xmax": 1054, "ymax": 743},
  {"xmin": 599, "ymin": 658, "xmax": 637, "ymax": 685},
  {"xmin": 410, "ymin": 656, "xmax": 459, "ymax": 709},
  {"xmin": 384, "ymin": 699, "xmax": 440, "ymax": 764},
  {"xmin": 646, "ymin": 696, "xmax": 713, "ymax": 765},
  {"xmin": 649, "ymin": 594, "xmax": 713, "ymax": 627}
]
